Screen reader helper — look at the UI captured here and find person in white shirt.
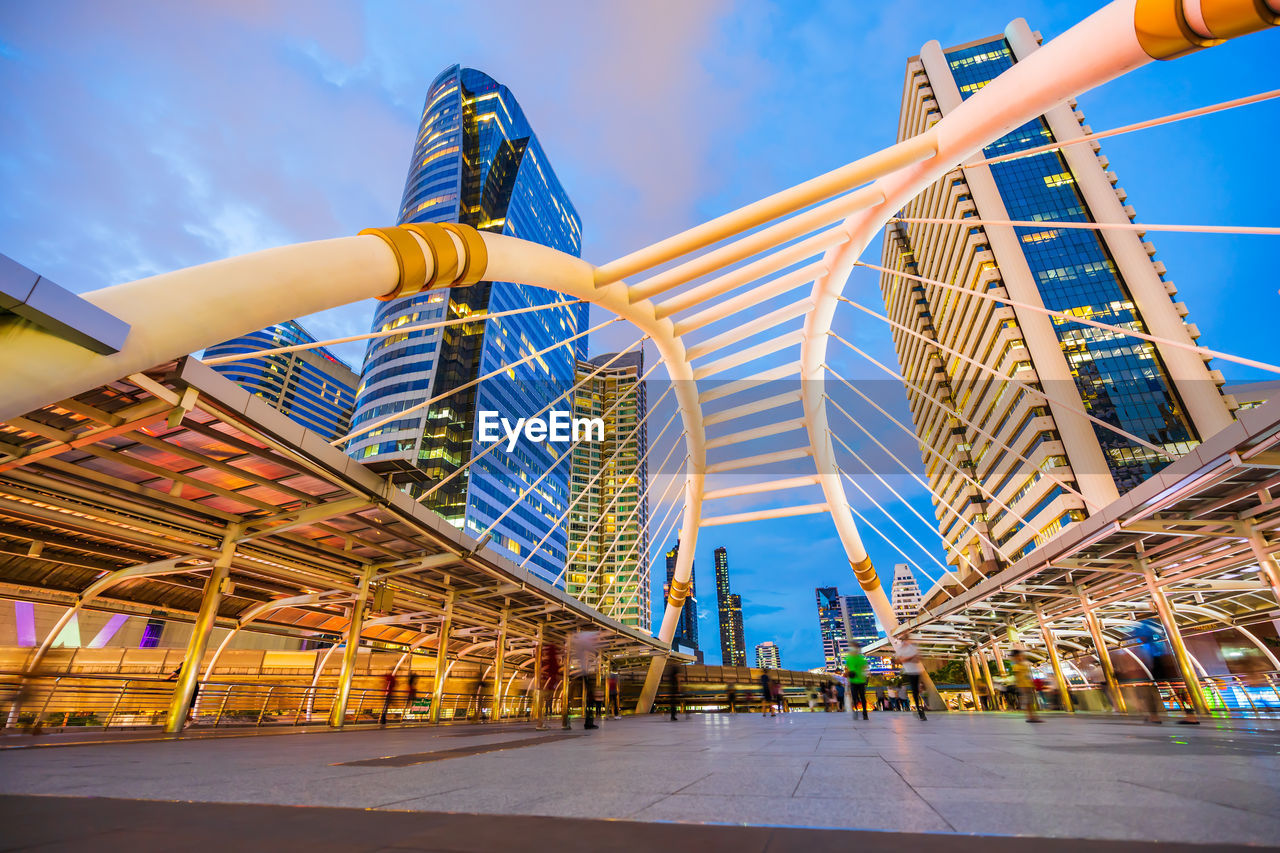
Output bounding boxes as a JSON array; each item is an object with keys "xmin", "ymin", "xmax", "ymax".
[{"xmin": 897, "ymin": 634, "xmax": 927, "ymax": 721}]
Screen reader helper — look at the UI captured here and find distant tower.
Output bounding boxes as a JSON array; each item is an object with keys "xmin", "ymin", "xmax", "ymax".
[
  {"xmin": 815, "ymin": 587, "xmax": 847, "ymax": 673},
  {"xmin": 714, "ymin": 547, "xmax": 747, "ymax": 666},
  {"xmin": 890, "ymin": 564, "xmax": 923, "ymax": 624},
  {"xmin": 664, "ymin": 540, "xmax": 697, "ymax": 651},
  {"xmin": 755, "ymin": 641, "xmax": 781, "ymax": 670},
  {"xmin": 839, "ymin": 593, "xmax": 880, "ymax": 649},
  {"xmin": 565, "ymin": 350, "xmax": 649, "ymax": 628}
]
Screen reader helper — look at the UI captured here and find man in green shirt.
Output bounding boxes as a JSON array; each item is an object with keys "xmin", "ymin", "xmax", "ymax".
[{"xmin": 845, "ymin": 644, "xmax": 870, "ymax": 720}]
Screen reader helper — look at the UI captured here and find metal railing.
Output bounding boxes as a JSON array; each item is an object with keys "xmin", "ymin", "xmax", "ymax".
[{"xmin": 0, "ymin": 671, "xmax": 536, "ymax": 733}]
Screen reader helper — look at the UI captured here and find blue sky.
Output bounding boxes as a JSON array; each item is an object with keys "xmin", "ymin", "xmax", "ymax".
[{"xmin": 1, "ymin": 2, "xmax": 1276, "ymax": 670}]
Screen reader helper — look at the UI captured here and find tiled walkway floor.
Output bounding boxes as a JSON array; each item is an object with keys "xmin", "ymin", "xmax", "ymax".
[{"xmin": 1, "ymin": 711, "xmax": 1277, "ymax": 849}]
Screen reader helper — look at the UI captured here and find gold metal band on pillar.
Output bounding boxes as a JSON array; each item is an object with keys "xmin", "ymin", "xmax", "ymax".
[
  {"xmin": 360, "ymin": 222, "xmax": 490, "ymax": 300},
  {"xmin": 850, "ymin": 556, "xmax": 878, "ymax": 593},
  {"xmin": 1134, "ymin": 0, "xmax": 1279, "ymax": 60},
  {"xmin": 667, "ymin": 577, "xmax": 692, "ymax": 605}
]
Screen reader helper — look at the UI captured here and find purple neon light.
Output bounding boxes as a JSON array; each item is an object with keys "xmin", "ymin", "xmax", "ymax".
[
  {"xmin": 88, "ymin": 614, "xmax": 130, "ymax": 648},
  {"xmin": 15, "ymin": 601, "xmax": 36, "ymax": 647}
]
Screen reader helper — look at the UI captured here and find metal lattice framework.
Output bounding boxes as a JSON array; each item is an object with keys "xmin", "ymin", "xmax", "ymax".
[{"xmin": 1, "ymin": 0, "xmax": 1277, "ymax": 714}]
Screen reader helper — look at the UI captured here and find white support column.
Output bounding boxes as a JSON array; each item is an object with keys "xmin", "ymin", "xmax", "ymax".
[
  {"xmin": 328, "ymin": 566, "xmax": 374, "ymax": 729},
  {"xmin": 1140, "ymin": 557, "xmax": 1210, "ymax": 718},
  {"xmin": 1079, "ymin": 587, "xmax": 1126, "ymax": 712},
  {"xmin": 1035, "ymin": 604, "xmax": 1074, "ymax": 713},
  {"xmin": 1006, "ymin": 18, "xmax": 1232, "ymax": 441}
]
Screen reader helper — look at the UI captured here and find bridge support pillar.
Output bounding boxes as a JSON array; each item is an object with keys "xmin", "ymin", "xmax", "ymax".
[
  {"xmin": 164, "ymin": 526, "xmax": 237, "ymax": 734},
  {"xmin": 964, "ymin": 651, "xmax": 983, "ymax": 712},
  {"xmin": 1244, "ymin": 523, "xmax": 1280, "ymax": 605},
  {"xmin": 977, "ymin": 647, "xmax": 997, "ymax": 710},
  {"xmin": 1078, "ymin": 587, "xmax": 1125, "ymax": 712},
  {"xmin": 1035, "ymin": 605, "xmax": 1073, "ymax": 713},
  {"xmin": 328, "ymin": 565, "xmax": 373, "ymax": 729},
  {"xmin": 1141, "ymin": 559, "xmax": 1210, "ymax": 718},
  {"xmin": 491, "ymin": 608, "xmax": 508, "ymax": 723},
  {"xmin": 428, "ymin": 591, "xmax": 455, "ymax": 724}
]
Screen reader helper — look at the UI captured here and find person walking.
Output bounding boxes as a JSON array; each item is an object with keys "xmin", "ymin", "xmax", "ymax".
[
  {"xmin": 898, "ymin": 634, "xmax": 927, "ymax": 721},
  {"xmin": 760, "ymin": 671, "xmax": 775, "ymax": 717},
  {"xmin": 845, "ymin": 644, "xmax": 870, "ymax": 721},
  {"xmin": 1010, "ymin": 649, "xmax": 1042, "ymax": 723},
  {"xmin": 607, "ymin": 670, "xmax": 621, "ymax": 719}
]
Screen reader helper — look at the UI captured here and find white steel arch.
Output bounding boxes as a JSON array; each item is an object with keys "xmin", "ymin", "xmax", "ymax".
[{"xmin": 0, "ymin": 0, "xmax": 1274, "ymax": 713}]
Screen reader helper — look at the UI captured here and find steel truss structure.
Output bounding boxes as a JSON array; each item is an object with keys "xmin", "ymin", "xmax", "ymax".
[
  {"xmin": 867, "ymin": 400, "xmax": 1280, "ymax": 701},
  {"xmin": 0, "ymin": 0, "xmax": 1277, "ymax": 714}
]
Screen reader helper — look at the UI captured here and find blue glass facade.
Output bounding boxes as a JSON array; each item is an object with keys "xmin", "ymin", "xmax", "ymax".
[
  {"xmin": 945, "ymin": 40, "xmax": 1197, "ymax": 493},
  {"xmin": 349, "ymin": 65, "xmax": 585, "ymax": 583},
  {"xmin": 204, "ymin": 321, "xmax": 358, "ymax": 442}
]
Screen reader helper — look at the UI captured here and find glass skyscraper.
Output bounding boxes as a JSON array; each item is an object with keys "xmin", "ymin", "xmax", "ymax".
[
  {"xmin": 348, "ymin": 65, "xmax": 586, "ymax": 583},
  {"xmin": 714, "ymin": 546, "xmax": 746, "ymax": 666},
  {"xmin": 878, "ymin": 23, "xmax": 1230, "ymax": 582},
  {"xmin": 204, "ymin": 321, "xmax": 357, "ymax": 442},
  {"xmin": 565, "ymin": 351, "xmax": 649, "ymax": 628}
]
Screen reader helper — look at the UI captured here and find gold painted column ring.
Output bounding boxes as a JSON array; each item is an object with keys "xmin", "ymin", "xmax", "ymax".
[
  {"xmin": 401, "ymin": 222, "xmax": 460, "ymax": 287},
  {"xmin": 666, "ymin": 577, "xmax": 691, "ymax": 606},
  {"xmin": 360, "ymin": 226, "xmax": 429, "ymax": 301},
  {"xmin": 850, "ymin": 556, "xmax": 878, "ymax": 593},
  {"xmin": 441, "ymin": 223, "xmax": 489, "ymax": 286}
]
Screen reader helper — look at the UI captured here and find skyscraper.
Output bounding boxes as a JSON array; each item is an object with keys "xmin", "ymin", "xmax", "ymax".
[
  {"xmin": 815, "ymin": 587, "xmax": 846, "ymax": 673},
  {"xmin": 890, "ymin": 563, "xmax": 923, "ymax": 624},
  {"xmin": 713, "ymin": 547, "xmax": 746, "ymax": 666},
  {"xmin": 347, "ymin": 65, "xmax": 587, "ymax": 584},
  {"xmin": 879, "ymin": 22, "xmax": 1231, "ymax": 583},
  {"xmin": 565, "ymin": 351, "xmax": 649, "ymax": 628},
  {"xmin": 664, "ymin": 540, "xmax": 697, "ymax": 652},
  {"xmin": 204, "ymin": 321, "xmax": 357, "ymax": 442},
  {"xmin": 839, "ymin": 592, "xmax": 880, "ymax": 650},
  {"xmin": 755, "ymin": 641, "xmax": 781, "ymax": 670}
]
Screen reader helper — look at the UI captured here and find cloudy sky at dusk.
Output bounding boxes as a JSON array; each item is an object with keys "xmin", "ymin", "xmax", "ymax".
[{"xmin": 2, "ymin": 1, "xmax": 1276, "ymax": 670}]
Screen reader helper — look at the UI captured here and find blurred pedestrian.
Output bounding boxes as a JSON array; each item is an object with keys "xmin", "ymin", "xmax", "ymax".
[
  {"xmin": 536, "ymin": 641, "xmax": 562, "ymax": 731},
  {"xmin": 379, "ymin": 671, "xmax": 396, "ymax": 725},
  {"xmin": 875, "ymin": 685, "xmax": 887, "ymax": 711},
  {"xmin": 568, "ymin": 631, "xmax": 603, "ymax": 730},
  {"xmin": 845, "ymin": 644, "xmax": 869, "ymax": 721},
  {"xmin": 1010, "ymin": 649, "xmax": 1042, "ymax": 723},
  {"xmin": 607, "ymin": 670, "xmax": 621, "ymax": 719},
  {"xmin": 760, "ymin": 671, "xmax": 775, "ymax": 717},
  {"xmin": 898, "ymin": 634, "xmax": 927, "ymax": 721}
]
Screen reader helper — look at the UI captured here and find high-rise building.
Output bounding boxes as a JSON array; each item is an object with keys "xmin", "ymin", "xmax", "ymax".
[
  {"xmin": 890, "ymin": 563, "xmax": 923, "ymax": 624},
  {"xmin": 565, "ymin": 351, "xmax": 649, "ymax": 628},
  {"xmin": 347, "ymin": 65, "xmax": 586, "ymax": 583},
  {"xmin": 755, "ymin": 641, "xmax": 781, "ymax": 670},
  {"xmin": 204, "ymin": 321, "xmax": 357, "ymax": 442},
  {"xmin": 879, "ymin": 22, "xmax": 1231, "ymax": 583},
  {"xmin": 817, "ymin": 586, "xmax": 883, "ymax": 672},
  {"xmin": 713, "ymin": 547, "xmax": 746, "ymax": 666},
  {"xmin": 839, "ymin": 592, "xmax": 880, "ymax": 650},
  {"xmin": 815, "ymin": 587, "xmax": 846, "ymax": 673},
  {"xmin": 664, "ymin": 540, "xmax": 698, "ymax": 651}
]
